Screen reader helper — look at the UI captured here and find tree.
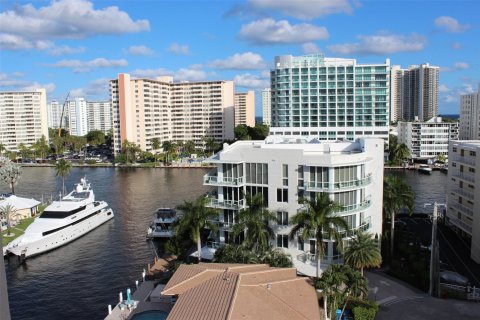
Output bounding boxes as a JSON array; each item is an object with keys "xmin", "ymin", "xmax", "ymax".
[
  {"xmin": 0, "ymin": 160, "xmax": 21, "ymax": 195},
  {"xmin": 213, "ymin": 244, "xmax": 293, "ymax": 267},
  {"xmin": 383, "ymin": 175, "xmax": 414, "ymax": 261},
  {"xmin": 250, "ymin": 123, "xmax": 269, "ymax": 140},
  {"xmin": 0, "ymin": 204, "xmax": 17, "ymax": 236},
  {"xmin": 176, "ymin": 196, "xmax": 219, "ymax": 262},
  {"xmin": 393, "ymin": 143, "xmax": 410, "ymax": 164},
  {"xmin": 234, "ymin": 124, "xmax": 251, "ymax": 140},
  {"xmin": 162, "ymin": 140, "xmax": 175, "ymax": 165},
  {"xmin": 0, "ymin": 143, "xmax": 5, "ymax": 156},
  {"xmin": 231, "ymin": 193, "xmax": 277, "ymax": 252},
  {"xmin": 33, "ymin": 135, "xmax": 50, "ymax": 159},
  {"xmin": 289, "ymin": 192, "xmax": 348, "ymax": 278},
  {"xmin": 121, "ymin": 140, "xmax": 140, "ymax": 164},
  {"xmin": 203, "ymin": 136, "xmax": 219, "ymax": 156},
  {"xmin": 55, "ymin": 158, "xmax": 72, "ymax": 196},
  {"xmin": 151, "ymin": 138, "xmax": 161, "ymax": 164},
  {"xmin": 85, "ymin": 130, "xmax": 106, "ymax": 146},
  {"xmin": 17, "ymin": 143, "xmax": 31, "ymax": 162},
  {"xmin": 184, "ymin": 140, "xmax": 196, "ymax": 156},
  {"xmin": 344, "ymin": 231, "xmax": 382, "ymax": 275}
]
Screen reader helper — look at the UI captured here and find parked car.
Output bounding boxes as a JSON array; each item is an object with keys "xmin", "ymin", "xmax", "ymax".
[{"xmin": 440, "ymin": 271, "xmax": 469, "ymax": 286}]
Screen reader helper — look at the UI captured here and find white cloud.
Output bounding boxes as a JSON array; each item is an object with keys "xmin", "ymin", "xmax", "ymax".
[
  {"xmin": 126, "ymin": 45, "xmax": 154, "ymax": 56},
  {"xmin": 70, "ymin": 78, "xmax": 109, "ymax": 99},
  {"xmin": 440, "ymin": 83, "xmax": 475, "ymax": 105},
  {"xmin": 168, "ymin": 43, "xmax": 189, "ymax": 55},
  {"xmin": 239, "ymin": 19, "xmax": 328, "ymax": 45},
  {"xmin": 302, "ymin": 42, "xmax": 321, "ymax": 54},
  {"xmin": 248, "ymin": 0, "xmax": 353, "ymax": 20},
  {"xmin": 51, "ymin": 58, "xmax": 128, "ymax": 72},
  {"xmin": 209, "ymin": 52, "xmax": 266, "ymax": 70},
  {"xmin": 328, "ymin": 33, "xmax": 426, "ymax": 55},
  {"xmin": 0, "ymin": 0, "xmax": 150, "ymax": 51},
  {"xmin": 452, "ymin": 42, "xmax": 462, "ymax": 50},
  {"xmin": 438, "ymin": 84, "xmax": 450, "ymax": 93},
  {"xmin": 131, "ymin": 68, "xmax": 172, "ymax": 79},
  {"xmin": 48, "ymin": 45, "xmax": 85, "ymax": 56},
  {"xmin": 0, "ymin": 72, "xmax": 55, "ymax": 93},
  {"xmin": 131, "ymin": 66, "xmax": 209, "ymax": 82},
  {"xmin": 434, "ymin": 16, "xmax": 469, "ymax": 33},
  {"xmin": 176, "ymin": 68, "xmax": 208, "ymax": 82},
  {"xmin": 453, "ymin": 62, "xmax": 469, "ymax": 70},
  {"xmin": 234, "ymin": 73, "xmax": 269, "ymax": 89}
]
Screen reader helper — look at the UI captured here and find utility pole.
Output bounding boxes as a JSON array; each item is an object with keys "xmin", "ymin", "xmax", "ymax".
[
  {"xmin": 425, "ymin": 202, "xmax": 444, "ymax": 297},
  {"xmin": 0, "ymin": 233, "xmax": 12, "ymax": 320}
]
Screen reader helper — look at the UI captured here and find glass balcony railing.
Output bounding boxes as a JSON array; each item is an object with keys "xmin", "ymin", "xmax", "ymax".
[
  {"xmin": 338, "ymin": 198, "xmax": 371, "ymax": 214},
  {"xmin": 203, "ymin": 175, "xmax": 244, "ymax": 186},
  {"xmin": 305, "ymin": 175, "xmax": 372, "ymax": 191},
  {"xmin": 206, "ymin": 198, "xmax": 245, "ymax": 210}
]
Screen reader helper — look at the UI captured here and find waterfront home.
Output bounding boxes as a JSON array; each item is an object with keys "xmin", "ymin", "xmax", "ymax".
[
  {"xmin": 202, "ymin": 137, "xmax": 384, "ymax": 276},
  {"xmin": 0, "ymin": 195, "xmax": 40, "ymax": 225}
]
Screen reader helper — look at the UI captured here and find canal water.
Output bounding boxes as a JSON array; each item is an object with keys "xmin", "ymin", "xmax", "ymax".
[{"xmin": 2, "ymin": 167, "xmax": 447, "ymax": 320}]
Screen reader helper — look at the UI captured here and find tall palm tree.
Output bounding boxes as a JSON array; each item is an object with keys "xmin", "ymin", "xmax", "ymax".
[
  {"xmin": 289, "ymin": 192, "xmax": 348, "ymax": 278},
  {"xmin": 176, "ymin": 196, "xmax": 218, "ymax": 262},
  {"xmin": 162, "ymin": 141, "xmax": 175, "ymax": 165},
  {"xmin": 184, "ymin": 140, "xmax": 196, "ymax": 156},
  {"xmin": 231, "ymin": 193, "xmax": 278, "ymax": 252},
  {"xmin": 151, "ymin": 138, "xmax": 160, "ymax": 164},
  {"xmin": 383, "ymin": 175, "xmax": 414, "ymax": 260},
  {"xmin": 203, "ymin": 136, "xmax": 218, "ymax": 156},
  {"xmin": 55, "ymin": 158, "xmax": 72, "ymax": 196},
  {"xmin": 392, "ymin": 143, "xmax": 410, "ymax": 165},
  {"xmin": 343, "ymin": 231, "xmax": 382, "ymax": 275},
  {"xmin": 0, "ymin": 204, "xmax": 17, "ymax": 236}
]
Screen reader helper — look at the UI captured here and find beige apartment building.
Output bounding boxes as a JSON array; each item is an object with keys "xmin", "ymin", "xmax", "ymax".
[
  {"xmin": 234, "ymin": 91, "xmax": 255, "ymax": 127},
  {"xmin": 0, "ymin": 89, "xmax": 48, "ymax": 152},
  {"xmin": 110, "ymin": 74, "xmax": 235, "ymax": 154}
]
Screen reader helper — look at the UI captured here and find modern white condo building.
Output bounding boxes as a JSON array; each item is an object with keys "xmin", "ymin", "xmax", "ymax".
[
  {"xmin": 459, "ymin": 84, "xmax": 480, "ymax": 140},
  {"xmin": 262, "ymin": 88, "xmax": 272, "ymax": 126},
  {"xmin": 87, "ymin": 101, "xmax": 112, "ymax": 134},
  {"xmin": 446, "ymin": 141, "xmax": 480, "ymax": 263},
  {"xmin": 110, "ymin": 74, "xmax": 235, "ymax": 154},
  {"xmin": 203, "ymin": 137, "xmax": 384, "ymax": 276},
  {"xmin": 390, "ymin": 63, "xmax": 439, "ymax": 122},
  {"xmin": 67, "ymin": 98, "xmax": 89, "ymax": 136},
  {"xmin": 234, "ymin": 91, "xmax": 255, "ymax": 127},
  {"xmin": 47, "ymin": 100, "xmax": 67, "ymax": 129},
  {"xmin": 397, "ymin": 117, "xmax": 458, "ymax": 159},
  {"xmin": 270, "ymin": 54, "xmax": 390, "ymax": 143},
  {"xmin": 0, "ymin": 89, "xmax": 48, "ymax": 152}
]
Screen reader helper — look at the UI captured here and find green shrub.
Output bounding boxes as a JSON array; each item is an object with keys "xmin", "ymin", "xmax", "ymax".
[
  {"xmin": 348, "ymin": 298, "xmax": 378, "ymax": 313},
  {"xmin": 353, "ymin": 306, "xmax": 377, "ymax": 320},
  {"xmin": 86, "ymin": 159, "xmax": 96, "ymax": 165}
]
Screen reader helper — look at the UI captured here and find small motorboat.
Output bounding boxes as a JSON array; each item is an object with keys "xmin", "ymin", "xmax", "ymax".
[{"xmin": 418, "ymin": 164, "xmax": 432, "ymax": 175}]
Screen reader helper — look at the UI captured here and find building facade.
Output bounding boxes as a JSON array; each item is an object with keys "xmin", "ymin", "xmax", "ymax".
[
  {"xmin": 397, "ymin": 117, "xmax": 458, "ymax": 159},
  {"xmin": 0, "ymin": 89, "xmax": 48, "ymax": 152},
  {"xmin": 234, "ymin": 91, "xmax": 255, "ymax": 127},
  {"xmin": 459, "ymin": 84, "xmax": 480, "ymax": 140},
  {"xmin": 47, "ymin": 100, "xmax": 67, "ymax": 129},
  {"xmin": 110, "ymin": 74, "xmax": 235, "ymax": 154},
  {"xmin": 391, "ymin": 63, "xmax": 439, "ymax": 122},
  {"xmin": 87, "ymin": 101, "xmax": 112, "ymax": 134},
  {"xmin": 203, "ymin": 137, "xmax": 384, "ymax": 276},
  {"xmin": 262, "ymin": 88, "xmax": 272, "ymax": 126},
  {"xmin": 446, "ymin": 141, "xmax": 480, "ymax": 263},
  {"xmin": 269, "ymin": 54, "xmax": 390, "ymax": 143},
  {"xmin": 67, "ymin": 98, "xmax": 89, "ymax": 136}
]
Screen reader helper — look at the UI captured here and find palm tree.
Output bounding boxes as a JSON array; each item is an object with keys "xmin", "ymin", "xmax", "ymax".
[
  {"xmin": 203, "ymin": 136, "xmax": 219, "ymax": 156},
  {"xmin": 343, "ymin": 231, "xmax": 382, "ymax": 275},
  {"xmin": 289, "ymin": 192, "xmax": 348, "ymax": 278},
  {"xmin": 55, "ymin": 158, "xmax": 72, "ymax": 196},
  {"xmin": 383, "ymin": 175, "xmax": 415, "ymax": 260},
  {"xmin": 176, "ymin": 196, "xmax": 218, "ymax": 262},
  {"xmin": 392, "ymin": 143, "xmax": 410, "ymax": 165},
  {"xmin": 151, "ymin": 138, "xmax": 160, "ymax": 164},
  {"xmin": 162, "ymin": 141, "xmax": 175, "ymax": 165},
  {"xmin": 231, "ymin": 193, "xmax": 278, "ymax": 252},
  {"xmin": 0, "ymin": 204, "xmax": 17, "ymax": 236},
  {"xmin": 213, "ymin": 244, "xmax": 259, "ymax": 264},
  {"xmin": 184, "ymin": 140, "xmax": 196, "ymax": 156}
]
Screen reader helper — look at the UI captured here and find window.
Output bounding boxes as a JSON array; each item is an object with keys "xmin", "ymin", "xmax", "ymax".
[
  {"xmin": 277, "ymin": 234, "xmax": 288, "ymax": 248},
  {"xmin": 282, "ymin": 164, "xmax": 289, "ymax": 186},
  {"xmin": 298, "ymin": 237, "xmax": 304, "ymax": 251},
  {"xmin": 277, "ymin": 211, "xmax": 288, "ymax": 226},
  {"xmin": 277, "ymin": 188, "xmax": 288, "ymax": 202}
]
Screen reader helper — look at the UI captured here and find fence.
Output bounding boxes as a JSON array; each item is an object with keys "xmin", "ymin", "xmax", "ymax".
[{"xmin": 440, "ymin": 282, "xmax": 480, "ymax": 301}]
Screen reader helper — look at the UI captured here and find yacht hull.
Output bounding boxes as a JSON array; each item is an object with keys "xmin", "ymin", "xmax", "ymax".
[{"xmin": 7, "ymin": 208, "xmax": 113, "ymax": 258}]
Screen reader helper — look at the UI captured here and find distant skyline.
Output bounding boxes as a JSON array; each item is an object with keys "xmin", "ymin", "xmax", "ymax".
[{"xmin": 0, "ymin": 0, "xmax": 478, "ymax": 116}]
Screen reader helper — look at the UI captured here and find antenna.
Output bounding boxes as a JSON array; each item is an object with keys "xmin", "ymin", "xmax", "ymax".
[{"xmin": 58, "ymin": 91, "xmax": 70, "ymax": 138}]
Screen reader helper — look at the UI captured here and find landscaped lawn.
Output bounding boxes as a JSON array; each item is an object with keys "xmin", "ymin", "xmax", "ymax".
[{"xmin": 1, "ymin": 217, "xmax": 35, "ymax": 246}]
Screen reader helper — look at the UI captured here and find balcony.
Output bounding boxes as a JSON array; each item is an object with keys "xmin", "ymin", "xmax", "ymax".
[
  {"xmin": 452, "ymin": 155, "xmax": 476, "ymax": 166},
  {"xmin": 451, "ymin": 187, "xmax": 474, "ymax": 200},
  {"xmin": 450, "ymin": 200, "xmax": 474, "ymax": 218},
  {"xmin": 206, "ymin": 219, "xmax": 235, "ymax": 231},
  {"xmin": 337, "ymin": 198, "xmax": 371, "ymax": 214},
  {"xmin": 452, "ymin": 172, "xmax": 475, "ymax": 183},
  {"xmin": 447, "ymin": 215, "xmax": 472, "ymax": 234},
  {"xmin": 305, "ymin": 175, "xmax": 372, "ymax": 192},
  {"xmin": 203, "ymin": 174, "xmax": 244, "ymax": 186},
  {"xmin": 206, "ymin": 198, "xmax": 245, "ymax": 210}
]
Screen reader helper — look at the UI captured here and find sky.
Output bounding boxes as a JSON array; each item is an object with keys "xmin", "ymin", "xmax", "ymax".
[{"xmin": 0, "ymin": 0, "xmax": 478, "ymax": 116}]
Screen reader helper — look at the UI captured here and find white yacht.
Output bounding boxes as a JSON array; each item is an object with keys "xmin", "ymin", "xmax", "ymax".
[
  {"xmin": 146, "ymin": 208, "xmax": 177, "ymax": 239},
  {"xmin": 5, "ymin": 177, "xmax": 113, "ymax": 258},
  {"xmin": 418, "ymin": 164, "xmax": 433, "ymax": 175}
]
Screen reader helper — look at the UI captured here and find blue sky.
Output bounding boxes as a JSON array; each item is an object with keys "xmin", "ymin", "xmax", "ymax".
[{"xmin": 0, "ymin": 0, "xmax": 478, "ymax": 116}]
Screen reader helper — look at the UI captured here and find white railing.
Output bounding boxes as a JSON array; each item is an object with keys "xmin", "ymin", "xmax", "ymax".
[
  {"xmin": 450, "ymin": 201, "xmax": 474, "ymax": 218},
  {"xmin": 305, "ymin": 175, "xmax": 372, "ymax": 192},
  {"xmin": 440, "ymin": 283, "xmax": 480, "ymax": 301},
  {"xmin": 206, "ymin": 198, "xmax": 245, "ymax": 210},
  {"xmin": 452, "ymin": 156, "xmax": 476, "ymax": 166},
  {"xmin": 452, "ymin": 172, "xmax": 475, "ymax": 183},
  {"xmin": 451, "ymin": 187, "xmax": 474, "ymax": 200},
  {"xmin": 203, "ymin": 175, "xmax": 244, "ymax": 186},
  {"xmin": 446, "ymin": 215, "xmax": 473, "ymax": 234}
]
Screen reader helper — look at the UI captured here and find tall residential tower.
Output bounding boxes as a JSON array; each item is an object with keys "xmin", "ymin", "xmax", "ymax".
[
  {"xmin": 261, "ymin": 88, "xmax": 272, "ymax": 126},
  {"xmin": 459, "ymin": 84, "xmax": 480, "ymax": 140},
  {"xmin": 234, "ymin": 91, "xmax": 255, "ymax": 127}
]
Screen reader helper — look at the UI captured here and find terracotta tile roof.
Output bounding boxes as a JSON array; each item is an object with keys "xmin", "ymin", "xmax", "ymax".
[{"xmin": 164, "ymin": 264, "xmax": 321, "ymax": 320}]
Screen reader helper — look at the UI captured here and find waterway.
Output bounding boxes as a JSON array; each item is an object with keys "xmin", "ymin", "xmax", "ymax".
[{"xmin": 2, "ymin": 167, "xmax": 447, "ymax": 320}]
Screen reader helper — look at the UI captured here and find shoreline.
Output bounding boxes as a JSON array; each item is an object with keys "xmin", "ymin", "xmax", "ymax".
[{"xmin": 18, "ymin": 163, "xmax": 214, "ymax": 169}]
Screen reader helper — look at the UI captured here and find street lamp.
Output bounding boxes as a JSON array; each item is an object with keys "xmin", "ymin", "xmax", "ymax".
[{"xmin": 424, "ymin": 202, "xmax": 445, "ymax": 297}]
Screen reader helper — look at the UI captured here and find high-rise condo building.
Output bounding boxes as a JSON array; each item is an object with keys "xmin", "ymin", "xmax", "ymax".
[
  {"xmin": 262, "ymin": 88, "xmax": 272, "ymax": 126},
  {"xmin": 203, "ymin": 137, "xmax": 384, "ymax": 276},
  {"xmin": 234, "ymin": 91, "xmax": 255, "ymax": 127},
  {"xmin": 459, "ymin": 84, "xmax": 480, "ymax": 140},
  {"xmin": 391, "ymin": 63, "xmax": 439, "ymax": 122},
  {"xmin": 67, "ymin": 98, "xmax": 88, "ymax": 136},
  {"xmin": 397, "ymin": 117, "xmax": 458, "ymax": 159},
  {"xmin": 0, "ymin": 89, "xmax": 48, "ymax": 152},
  {"xmin": 47, "ymin": 100, "xmax": 67, "ymax": 129},
  {"xmin": 87, "ymin": 101, "xmax": 112, "ymax": 134},
  {"xmin": 109, "ymin": 74, "xmax": 235, "ymax": 154},
  {"xmin": 270, "ymin": 54, "xmax": 390, "ymax": 142},
  {"xmin": 446, "ymin": 141, "xmax": 480, "ymax": 263}
]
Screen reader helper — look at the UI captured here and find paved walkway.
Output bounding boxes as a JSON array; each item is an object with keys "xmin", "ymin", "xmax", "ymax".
[{"xmin": 365, "ymin": 270, "xmax": 480, "ymax": 320}]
